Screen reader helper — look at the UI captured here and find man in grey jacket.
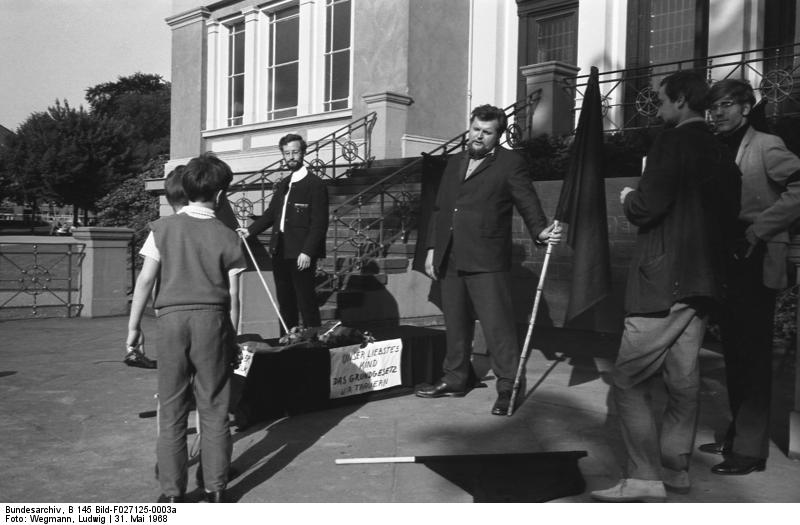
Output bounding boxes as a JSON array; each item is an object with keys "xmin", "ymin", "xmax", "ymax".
[{"xmin": 698, "ymin": 79, "xmax": 800, "ymax": 475}]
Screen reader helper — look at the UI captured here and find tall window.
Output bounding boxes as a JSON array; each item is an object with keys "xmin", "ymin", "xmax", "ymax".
[
  {"xmin": 267, "ymin": 5, "xmax": 300, "ymax": 120},
  {"xmin": 517, "ymin": 1, "xmax": 578, "ymax": 100},
  {"xmin": 227, "ymin": 22, "xmax": 245, "ymax": 126},
  {"xmin": 324, "ymin": 0, "xmax": 351, "ymax": 111},
  {"xmin": 626, "ymin": 0, "xmax": 708, "ymax": 70}
]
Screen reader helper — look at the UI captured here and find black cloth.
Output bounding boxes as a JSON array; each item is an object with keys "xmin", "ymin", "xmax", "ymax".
[
  {"xmin": 236, "ymin": 327, "xmax": 447, "ymax": 421},
  {"xmin": 623, "ymin": 121, "xmax": 742, "ymax": 314}
]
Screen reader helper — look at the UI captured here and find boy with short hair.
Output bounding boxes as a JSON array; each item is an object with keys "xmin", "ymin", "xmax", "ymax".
[
  {"xmin": 127, "ymin": 153, "xmax": 246, "ymax": 503},
  {"xmin": 164, "ymin": 165, "xmax": 189, "ymax": 212}
]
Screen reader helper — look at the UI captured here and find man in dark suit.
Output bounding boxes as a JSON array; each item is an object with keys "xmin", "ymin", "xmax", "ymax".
[
  {"xmin": 591, "ymin": 72, "xmax": 741, "ymax": 502},
  {"xmin": 238, "ymin": 134, "xmax": 329, "ymax": 331},
  {"xmin": 416, "ymin": 104, "xmax": 561, "ymax": 415}
]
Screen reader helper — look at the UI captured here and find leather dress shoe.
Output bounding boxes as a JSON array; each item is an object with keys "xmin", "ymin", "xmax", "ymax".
[
  {"xmin": 491, "ymin": 391, "xmax": 519, "ymax": 416},
  {"xmin": 415, "ymin": 381, "xmax": 466, "ymax": 398},
  {"xmin": 711, "ymin": 455, "xmax": 766, "ymax": 475},
  {"xmin": 204, "ymin": 490, "xmax": 227, "ymax": 503},
  {"xmin": 156, "ymin": 494, "xmax": 183, "ymax": 503},
  {"xmin": 698, "ymin": 441, "xmax": 731, "ymax": 455}
]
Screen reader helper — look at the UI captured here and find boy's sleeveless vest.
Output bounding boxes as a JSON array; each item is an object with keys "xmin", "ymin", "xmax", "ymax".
[{"xmin": 149, "ymin": 214, "xmax": 245, "ymax": 309}]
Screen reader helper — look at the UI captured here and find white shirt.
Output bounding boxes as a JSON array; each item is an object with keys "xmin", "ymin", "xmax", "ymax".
[
  {"xmin": 140, "ymin": 204, "xmax": 245, "ymax": 277},
  {"xmin": 280, "ymin": 166, "xmax": 308, "ymax": 232}
]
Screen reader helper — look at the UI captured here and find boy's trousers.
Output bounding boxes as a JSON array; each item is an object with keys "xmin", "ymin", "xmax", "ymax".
[{"xmin": 156, "ymin": 305, "xmax": 234, "ymax": 496}]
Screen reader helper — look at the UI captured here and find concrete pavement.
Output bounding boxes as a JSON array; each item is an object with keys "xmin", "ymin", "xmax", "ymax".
[{"xmin": 1, "ymin": 315, "xmax": 798, "ymax": 503}]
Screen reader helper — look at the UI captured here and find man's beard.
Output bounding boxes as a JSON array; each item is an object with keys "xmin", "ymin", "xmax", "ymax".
[
  {"xmin": 468, "ymin": 141, "xmax": 490, "ymax": 159},
  {"xmin": 285, "ymin": 159, "xmax": 302, "ymax": 171}
]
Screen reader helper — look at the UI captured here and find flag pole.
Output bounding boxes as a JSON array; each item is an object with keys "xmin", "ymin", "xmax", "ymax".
[
  {"xmin": 240, "ymin": 235, "xmax": 290, "ymax": 334},
  {"xmin": 508, "ymin": 220, "xmax": 559, "ymax": 416}
]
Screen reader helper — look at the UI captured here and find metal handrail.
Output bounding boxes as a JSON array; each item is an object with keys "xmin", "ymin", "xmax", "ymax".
[
  {"xmin": 317, "ymin": 89, "xmax": 543, "ymax": 291},
  {"xmin": 226, "ymin": 111, "xmax": 377, "ymax": 225},
  {"xmin": 566, "ymin": 42, "xmax": 800, "ymax": 132}
]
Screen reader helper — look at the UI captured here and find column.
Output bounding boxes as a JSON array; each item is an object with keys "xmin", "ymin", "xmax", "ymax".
[
  {"xmin": 71, "ymin": 227, "xmax": 135, "ymax": 318},
  {"xmin": 362, "ymin": 92, "xmax": 414, "ymax": 160},
  {"xmin": 520, "ymin": 61, "xmax": 580, "ymax": 138},
  {"xmin": 787, "ymin": 235, "xmax": 800, "ymax": 459}
]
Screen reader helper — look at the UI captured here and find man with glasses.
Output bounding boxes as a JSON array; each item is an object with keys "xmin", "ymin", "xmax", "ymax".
[{"xmin": 698, "ymin": 79, "xmax": 800, "ymax": 475}]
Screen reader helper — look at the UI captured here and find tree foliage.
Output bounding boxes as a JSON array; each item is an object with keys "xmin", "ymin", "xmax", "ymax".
[
  {"xmin": 85, "ymin": 72, "xmax": 171, "ymax": 161},
  {"xmin": 0, "ymin": 73, "xmax": 170, "ymax": 226},
  {"xmin": 0, "ymin": 101, "xmax": 137, "ymax": 220}
]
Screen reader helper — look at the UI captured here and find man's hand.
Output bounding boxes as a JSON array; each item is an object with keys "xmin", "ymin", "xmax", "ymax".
[
  {"xmin": 297, "ymin": 253, "xmax": 311, "ymax": 270},
  {"xmin": 425, "ymin": 248, "xmax": 438, "ymax": 280},
  {"xmin": 236, "ymin": 227, "xmax": 250, "ymax": 239},
  {"xmin": 743, "ymin": 225, "xmax": 760, "ymax": 258},
  {"xmin": 538, "ymin": 222, "xmax": 563, "ymax": 245},
  {"xmin": 620, "ymin": 186, "xmax": 635, "ymax": 205}
]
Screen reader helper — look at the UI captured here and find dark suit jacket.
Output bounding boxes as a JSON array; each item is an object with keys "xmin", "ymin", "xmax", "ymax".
[
  {"xmin": 247, "ymin": 172, "xmax": 329, "ymax": 259},
  {"xmin": 623, "ymin": 120, "xmax": 741, "ymax": 314},
  {"xmin": 427, "ymin": 147, "xmax": 548, "ymax": 273}
]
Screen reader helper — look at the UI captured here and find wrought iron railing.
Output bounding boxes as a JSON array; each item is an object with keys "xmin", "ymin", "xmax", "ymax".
[
  {"xmin": 226, "ymin": 111, "xmax": 377, "ymax": 225},
  {"xmin": 317, "ymin": 89, "xmax": 543, "ymax": 291},
  {"xmin": 566, "ymin": 43, "xmax": 800, "ymax": 132},
  {"xmin": 0, "ymin": 241, "xmax": 84, "ymax": 319}
]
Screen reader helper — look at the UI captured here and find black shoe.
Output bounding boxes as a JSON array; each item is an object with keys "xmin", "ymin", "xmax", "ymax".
[
  {"xmin": 124, "ymin": 347, "xmax": 157, "ymax": 369},
  {"xmin": 415, "ymin": 381, "xmax": 466, "ymax": 398},
  {"xmin": 698, "ymin": 441, "xmax": 731, "ymax": 455},
  {"xmin": 156, "ymin": 494, "xmax": 183, "ymax": 503},
  {"xmin": 204, "ymin": 490, "xmax": 227, "ymax": 503},
  {"xmin": 711, "ymin": 455, "xmax": 766, "ymax": 475},
  {"xmin": 491, "ymin": 391, "xmax": 519, "ymax": 416}
]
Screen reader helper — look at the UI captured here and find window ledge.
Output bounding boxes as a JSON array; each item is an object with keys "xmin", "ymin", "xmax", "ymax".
[{"xmin": 202, "ymin": 109, "xmax": 353, "ymax": 138}]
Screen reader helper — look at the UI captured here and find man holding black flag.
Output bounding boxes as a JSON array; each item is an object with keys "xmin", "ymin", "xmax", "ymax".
[{"xmin": 416, "ymin": 104, "xmax": 561, "ymax": 416}]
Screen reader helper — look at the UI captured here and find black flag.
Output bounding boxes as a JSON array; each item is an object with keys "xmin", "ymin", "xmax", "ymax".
[{"xmin": 554, "ymin": 66, "xmax": 612, "ymax": 322}]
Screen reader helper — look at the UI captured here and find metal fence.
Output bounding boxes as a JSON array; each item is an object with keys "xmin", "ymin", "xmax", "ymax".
[
  {"xmin": 0, "ymin": 241, "xmax": 84, "ymax": 319},
  {"xmin": 566, "ymin": 43, "xmax": 800, "ymax": 132}
]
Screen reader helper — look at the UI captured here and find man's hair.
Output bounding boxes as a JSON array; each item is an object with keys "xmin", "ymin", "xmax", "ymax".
[
  {"xmin": 659, "ymin": 71, "xmax": 710, "ymax": 113},
  {"xmin": 470, "ymin": 104, "xmax": 508, "ymax": 136},
  {"xmin": 278, "ymin": 133, "xmax": 308, "ymax": 154},
  {"xmin": 182, "ymin": 153, "xmax": 234, "ymax": 202},
  {"xmin": 707, "ymin": 78, "xmax": 757, "ymax": 108},
  {"xmin": 164, "ymin": 165, "xmax": 188, "ymax": 209}
]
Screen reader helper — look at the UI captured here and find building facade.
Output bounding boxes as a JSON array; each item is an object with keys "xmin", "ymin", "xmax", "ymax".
[{"xmin": 164, "ymin": 0, "xmax": 799, "ymax": 176}]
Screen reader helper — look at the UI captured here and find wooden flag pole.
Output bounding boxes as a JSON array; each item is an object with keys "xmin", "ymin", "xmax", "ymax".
[{"xmin": 508, "ymin": 220, "xmax": 559, "ymax": 416}]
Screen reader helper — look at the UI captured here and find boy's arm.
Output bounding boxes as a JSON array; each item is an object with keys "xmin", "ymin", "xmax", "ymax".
[
  {"xmin": 127, "ymin": 256, "xmax": 160, "ymax": 348},
  {"xmin": 228, "ymin": 270, "xmax": 241, "ymax": 334}
]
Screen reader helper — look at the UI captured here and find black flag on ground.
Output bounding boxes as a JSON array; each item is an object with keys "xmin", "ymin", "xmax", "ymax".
[{"xmin": 554, "ymin": 66, "xmax": 612, "ymax": 322}]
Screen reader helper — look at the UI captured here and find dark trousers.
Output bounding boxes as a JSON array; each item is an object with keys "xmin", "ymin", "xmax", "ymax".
[
  {"xmin": 156, "ymin": 306, "xmax": 234, "ymax": 496},
  {"xmin": 272, "ymin": 247, "xmax": 320, "ymax": 330},
  {"xmin": 720, "ymin": 244, "xmax": 776, "ymax": 459},
  {"xmin": 440, "ymin": 253, "xmax": 520, "ymax": 393}
]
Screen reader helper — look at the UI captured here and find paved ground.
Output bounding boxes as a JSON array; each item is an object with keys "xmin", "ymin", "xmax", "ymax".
[{"xmin": 1, "ymin": 315, "xmax": 798, "ymax": 505}]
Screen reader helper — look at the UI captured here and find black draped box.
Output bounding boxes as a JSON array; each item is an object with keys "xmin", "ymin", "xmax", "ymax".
[{"xmin": 236, "ymin": 326, "xmax": 446, "ymax": 423}]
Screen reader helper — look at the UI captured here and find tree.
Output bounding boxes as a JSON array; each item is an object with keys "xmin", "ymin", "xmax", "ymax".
[
  {"xmin": 0, "ymin": 101, "xmax": 136, "ymax": 223},
  {"xmin": 85, "ymin": 73, "xmax": 171, "ymax": 162}
]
